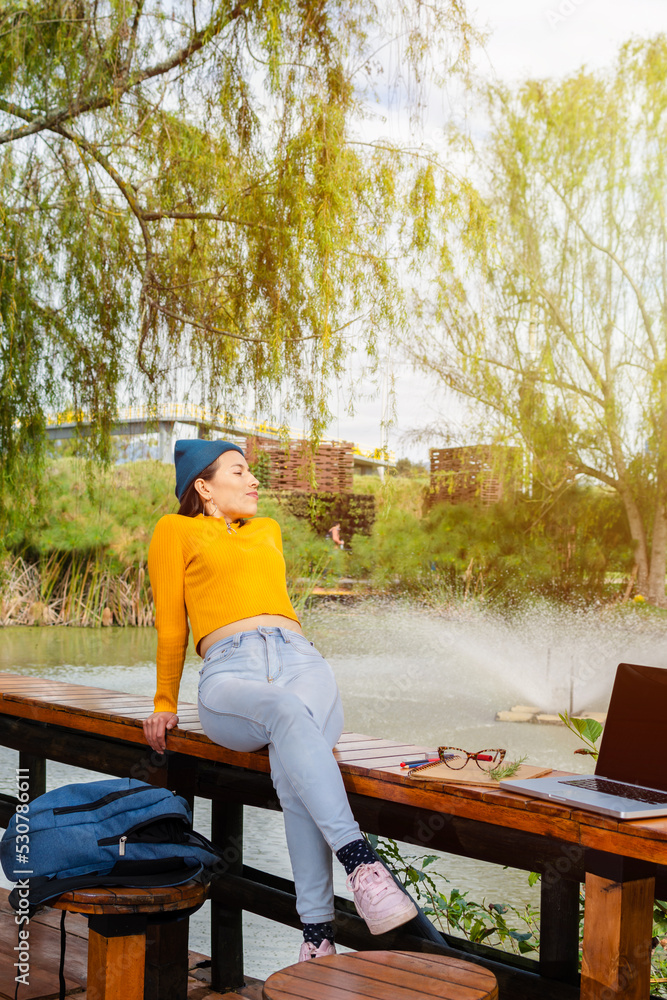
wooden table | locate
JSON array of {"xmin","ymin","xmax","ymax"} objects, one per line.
[
  {"xmin": 0, "ymin": 672, "xmax": 665, "ymax": 1000},
  {"xmin": 263, "ymin": 951, "xmax": 499, "ymax": 1000}
]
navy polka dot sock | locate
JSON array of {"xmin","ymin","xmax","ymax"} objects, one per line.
[
  {"xmin": 336, "ymin": 838, "xmax": 377, "ymax": 876},
  {"xmin": 303, "ymin": 921, "xmax": 334, "ymax": 947}
]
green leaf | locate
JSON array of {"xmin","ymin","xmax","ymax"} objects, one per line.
[
  {"xmin": 578, "ymin": 718, "xmax": 603, "ymax": 743},
  {"xmin": 566, "ymin": 716, "xmax": 589, "ymax": 737},
  {"xmin": 469, "ymin": 919, "xmax": 486, "ymax": 941}
]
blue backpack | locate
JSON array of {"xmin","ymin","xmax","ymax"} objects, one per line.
[{"xmin": 0, "ymin": 777, "xmax": 221, "ymax": 911}]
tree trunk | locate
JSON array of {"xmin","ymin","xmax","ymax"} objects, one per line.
[
  {"xmin": 647, "ymin": 499, "xmax": 667, "ymax": 607},
  {"xmin": 618, "ymin": 490, "xmax": 650, "ymax": 596}
]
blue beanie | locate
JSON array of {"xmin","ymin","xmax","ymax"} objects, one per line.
[{"xmin": 174, "ymin": 439, "xmax": 245, "ymax": 500}]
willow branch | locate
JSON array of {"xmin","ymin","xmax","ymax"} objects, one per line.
[
  {"xmin": 147, "ymin": 297, "xmax": 323, "ymax": 344},
  {"xmin": 574, "ymin": 463, "xmax": 619, "ymax": 490},
  {"xmin": 546, "ymin": 179, "xmax": 660, "ymax": 361},
  {"xmin": 141, "ymin": 208, "xmax": 275, "ymax": 230},
  {"xmin": 52, "ymin": 123, "xmax": 153, "ymax": 256},
  {"xmin": 123, "ymin": 0, "xmax": 146, "ymax": 78},
  {"xmin": 146, "ymin": 298, "xmax": 262, "ymax": 343},
  {"xmin": 476, "ymin": 350, "xmax": 605, "ymax": 407},
  {"xmin": 536, "ymin": 284, "xmax": 607, "ymax": 391},
  {"xmin": 0, "ymin": 0, "xmax": 253, "ymax": 146}
]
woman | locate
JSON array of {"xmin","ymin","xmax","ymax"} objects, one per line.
[
  {"xmin": 325, "ymin": 522, "xmax": 344, "ymax": 549},
  {"xmin": 142, "ymin": 438, "xmax": 416, "ymax": 961}
]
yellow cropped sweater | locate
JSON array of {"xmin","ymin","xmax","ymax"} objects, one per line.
[{"xmin": 148, "ymin": 514, "xmax": 299, "ymax": 713}]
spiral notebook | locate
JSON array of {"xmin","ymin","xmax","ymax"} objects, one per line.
[{"xmin": 407, "ymin": 759, "xmax": 551, "ymax": 787}]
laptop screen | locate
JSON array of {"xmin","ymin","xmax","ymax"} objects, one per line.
[{"xmin": 595, "ymin": 662, "xmax": 667, "ymax": 791}]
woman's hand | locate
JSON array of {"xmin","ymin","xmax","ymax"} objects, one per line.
[{"xmin": 143, "ymin": 711, "xmax": 179, "ymax": 753}]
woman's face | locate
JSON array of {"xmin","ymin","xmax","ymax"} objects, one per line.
[{"xmin": 195, "ymin": 451, "xmax": 259, "ymax": 521}]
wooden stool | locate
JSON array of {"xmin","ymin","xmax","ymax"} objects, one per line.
[
  {"xmin": 51, "ymin": 881, "xmax": 207, "ymax": 1000},
  {"xmin": 263, "ymin": 950, "xmax": 498, "ymax": 1000}
]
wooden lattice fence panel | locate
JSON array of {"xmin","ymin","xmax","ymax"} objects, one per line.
[
  {"xmin": 424, "ymin": 445, "xmax": 521, "ymax": 511},
  {"xmin": 245, "ymin": 437, "xmax": 354, "ymax": 493}
]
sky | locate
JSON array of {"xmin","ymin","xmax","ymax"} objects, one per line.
[{"xmin": 327, "ymin": 0, "xmax": 667, "ymax": 465}]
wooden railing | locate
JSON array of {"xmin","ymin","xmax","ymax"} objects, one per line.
[{"xmin": 2, "ymin": 673, "xmax": 666, "ymax": 999}]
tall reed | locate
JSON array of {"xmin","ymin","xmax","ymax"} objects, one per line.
[
  {"xmin": 0, "ymin": 548, "xmax": 330, "ymax": 627},
  {"xmin": 0, "ymin": 555, "xmax": 154, "ymax": 627}
]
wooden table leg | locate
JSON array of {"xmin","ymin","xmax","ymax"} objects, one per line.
[
  {"xmin": 87, "ymin": 922, "xmax": 147, "ymax": 1000},
  {"xmin": 540, "ymin": 874, "xmax": 580, "ymax": 984},
  {"xmin": 581, "ymin": 872, "xmax": 654, "ymax": 1000},
  {"xmin": 145, "ymin": 917, "xmax": 189, "ymax": 1000},
  {"xmin": 211, "ymin": 799, "xmax": 245, "ymax": 991},
  {"xmin": 145, "ymin": 752, "xmax": 197, "ymax": 999},
  {"xmin": 18, "ymin": 751, "xmax": 45, "ymax": 801}
]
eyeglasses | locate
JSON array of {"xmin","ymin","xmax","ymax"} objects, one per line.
[{"xmin": 438, "ymin": 747, "xmax": 506, "ymax": 772}]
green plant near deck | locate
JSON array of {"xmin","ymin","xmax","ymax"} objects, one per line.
[
  {"xmin": 367, "ymin": 836, "xmax": 539, "ymax": 956},
  {"xmin": 652, "ymin": 901, "xmax": 667, "ymax": 997},
  {"xmin": 558, "ymin": 713, "xmax": 603, "ymax": 760},
  {"xmin": 369, "ymin": 837, "xmax": 667, "ymax": 993}
]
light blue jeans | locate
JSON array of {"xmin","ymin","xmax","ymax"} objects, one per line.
[{"xmin": 197, "ymin": 626, "xmax": 363, "ymax": 923}]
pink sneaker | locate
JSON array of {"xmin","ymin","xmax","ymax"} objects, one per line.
[
  {"xmin": 298, "ymin": 939, "xmax": 337, "ymax": 961},
  {"xmin": 347, "ymin": 861, "xmax": 418, "ymax": 935}
]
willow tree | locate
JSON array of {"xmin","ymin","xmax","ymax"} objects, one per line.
[
  {"xmin": 410, "ymin": 37, "xmax": 667, "ymax": 603},
  {"xmin": 0, "ymin": 0, "xmax": 477, "ymax": 507}
]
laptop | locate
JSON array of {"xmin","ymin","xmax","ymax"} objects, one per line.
[{"xmin": 500, "ymin": 662, "xmax": 667, "ymax": 819}]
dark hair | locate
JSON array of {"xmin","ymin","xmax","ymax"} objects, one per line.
[
  {"xmin": 177, "ymin": 457, "xmax": 220, "ymax": 517},
  {"xmin": 177, "ymin": 457, "xmax": 248, "ymax": 528}
]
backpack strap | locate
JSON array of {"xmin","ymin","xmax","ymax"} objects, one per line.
[{"xmin": 15, "ymin": 907, "xmax": 68, "ymax": 1000}]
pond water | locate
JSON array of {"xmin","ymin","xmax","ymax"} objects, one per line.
[{"xmin": 1, "ymin": 598, "xmax": 665, "ymax": 980}]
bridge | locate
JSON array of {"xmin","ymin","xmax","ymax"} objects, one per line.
[{"xmin": 45, "ymin": 404, "xmax": 393, "ymax": 476}]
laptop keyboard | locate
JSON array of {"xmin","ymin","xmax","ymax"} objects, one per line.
[{"xmin": 561, "ymin": 777, "xmax": 667, "ymax": 805}]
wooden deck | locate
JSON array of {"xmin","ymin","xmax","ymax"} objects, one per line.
[{"xmin": 0, "ymin": 888, "xmax": 263, "ymax": 1000}]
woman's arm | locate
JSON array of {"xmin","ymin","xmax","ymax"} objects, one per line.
[{"xmin": 143, "ymin": 516, "xmax": 188, "ymax": 751}]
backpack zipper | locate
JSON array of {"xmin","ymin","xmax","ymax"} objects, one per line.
[
  {"xmin": 119, "ymin": 836, "xmax": 127, "ymax": 857},
  {"xmin": 54, "ymin": 784, "xmax": 167, "ymax": 815},
  {"xmin": 97, "ymin": 813, "xmax": 189, "ymax": 848}
]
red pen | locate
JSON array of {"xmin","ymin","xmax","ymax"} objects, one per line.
[{"xmin": 400, "ymin": 758, "xmax": 439, "ymax": 768}]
